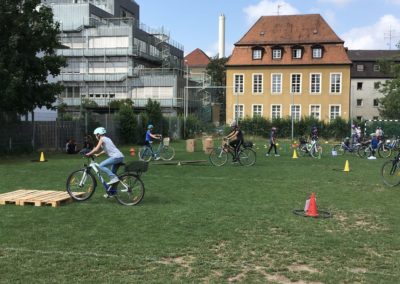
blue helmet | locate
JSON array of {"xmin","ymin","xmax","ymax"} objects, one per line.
[{"xmin": 147, "ymin": 124, "xmax": 154, "ymax": 129}]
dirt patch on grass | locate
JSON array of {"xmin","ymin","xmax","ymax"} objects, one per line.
[
  {"xmin": 288, "ymin": 264, "xmax": 319, "ymax": 273},
  {"xmin": 326, "ymin": 211, "xmax": 387, "ymax": 232},
  {"xmin": 348, "ymin": 267, "xmax": 367, "ymax": 273},
  {"xmin": 157, "ymin": 255, "xmax": 194, "ymax": 278}
]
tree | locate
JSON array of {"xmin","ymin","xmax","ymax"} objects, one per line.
[
  {"xmin": 145, "ymin": 99, "xmax": 162, "ymax": 128},
  {"xmin": 117, "ymin": 103, "xmax": 137, "ymax": 144},
  {"xmin": 378, "ymin": 56, "xmax": 400, "ymax": 118},
  {"xmin": 0, "ymin": 0, "xmax": 66, "ymax": 115},
  {"xmin": 206, "ymin": 56, "xmax": 228, "ymax": 123}
]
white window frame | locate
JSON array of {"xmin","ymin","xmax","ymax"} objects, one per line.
[
  {"xmin": 330, "ymin": 73, "xmax": 342, "ymax": 94},
  {"xmin": 357, "ymin": 64, "xmax": 364, "ymax": 72},
  {"xmin": 292, "ymin": 48, "xmax": 302, "ymax": 59},
  {"xmin": 271, "ymin": 104, "xmax": 282, "ymax": 119},
  {"xmin": 290, "ymin": 104, "xmax": 301, "ymax": 122},
  {"xmin": 310, "ymin": 73, "xmax": 321, "ymax": 94},
  {"xmin": 253, "ymin": 49, "xmax": 262, "ymax": 60},
  {"xmin": 233, "ymin": 74, "xmax": 244, "ymax": 94},
  {"xmin": 271, "ymin": 73, "xmax": 282, "ymax": 94},
  {"xmin": 291, "ymin": 73, "xmax": 302, "ymax": 94},
  {"xmin": 309, "ymin": 104, "xmax": 321, "ymax": 120},
  {"xmin": 312, "ymin": 48, "xmax": 322, "ymax": 58},
  {"xmin": 233, "ymin": 104, "xmax": 245, "ymax": 120},
  {"xmin": 252, "ymin": 73, "xmax": 263, "ymax": 94},
  {"xmin": 329, "ymin": 104, "xmax": 341, "ymax": 121},
  {"xmin": 272, "ymin": 49, "xmax": 282, "ymax": 59},
  {"xmin": 252, "ymin": 104, "xmax": 263, "ymax": 118}
]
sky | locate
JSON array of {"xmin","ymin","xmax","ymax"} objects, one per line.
[{"xmin": 137, "ymin": 0, "xmax": 400, "ymax": 57}]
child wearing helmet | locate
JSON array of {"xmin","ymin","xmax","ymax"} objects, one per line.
[
  {"xmin": 225, "ymin": 120, "xmax": 244, "ymax": 162},
  {"xmin": 86, "ymin": 127, "xmax": 124, "ymax": 192},
  {"xmin": 145, "ymin": 124, "xmax": 161, "ymax": 160},
  {"xmin": 266, "ymin": 126, "xmax": 279, "ymax": 157},
  {"xmin": 311, "ymin": 126, "xmax": 318, "ymax": 142}
]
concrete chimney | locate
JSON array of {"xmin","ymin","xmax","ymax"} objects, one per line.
[{"xmin": 218, "ymin": 14, "xmax": 225, "ymax": 59}]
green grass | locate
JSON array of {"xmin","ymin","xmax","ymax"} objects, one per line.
[{"xmin": 0, "ymin": 140, "xmax": 399, "ymax": 283}]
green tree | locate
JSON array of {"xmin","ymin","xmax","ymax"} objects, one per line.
[
  {"xmin": 117, "ymin": 103, "xmax": 136, "ymax": 144},
  {"xmin": 378, "ymin": 55, "xmax": 400, "ymax": 118},
  {"xmin": 145, "ymin": 99, "xmax": 162, "ymax": 129},
  {"xmin": 0, "ymin": 0, "xmax": 66, "ymax": 115}
]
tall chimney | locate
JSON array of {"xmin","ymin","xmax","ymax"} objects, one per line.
[{"xmin": 218, "ymin": 14, "xmax": 225, "ymax": 59}]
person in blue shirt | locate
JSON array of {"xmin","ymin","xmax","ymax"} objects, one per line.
[
  {"xmin": 266, "ymin": 127, "xmax": 279, "ymax": 157},
  {"xmin": 368, "ymin": 134, "xmax": 379, "ymax": 160},
  {"xmin": 145, "ymin": 124, "xmax": 161, "ymax": 160}
]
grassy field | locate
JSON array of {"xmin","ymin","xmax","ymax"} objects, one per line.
[{"xmin": 0, "ymin": 138, "xmax": 399, "ymax": 283}]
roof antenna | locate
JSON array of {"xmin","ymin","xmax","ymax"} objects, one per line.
[{"xmin": 277, "ymin": 4, "xmax": 283, "ymax": 15}]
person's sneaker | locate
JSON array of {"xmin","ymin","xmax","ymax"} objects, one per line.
[
  {"xmin": 107, "ymin": 177, "xmax": 120, "ymax": 185},
  {"xmin": 368, "ymin": 156, "xmax": 377, "ymax": 160},
  {"xmin": 104, "ymin": 189, "xmax": 117, "ymax": 198},
  {"xmin": 275, "ymin": 154, "xmax": 280, "ymax": 157},
  {"xmin": 265, "ymin": 153, "xmax": 269, "ymax": 157}
]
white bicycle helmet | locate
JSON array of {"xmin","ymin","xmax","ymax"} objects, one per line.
[
  {"xmin": 93, "ymin": 127, "xmax": 106, "ymax": 135},
  {"xmin": 230, "ymin": 120, "xmax": 237, "ymax": 127}
]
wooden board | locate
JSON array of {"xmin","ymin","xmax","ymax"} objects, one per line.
[{"xmin": 0, "ymin": 190, "xmax": 85, "ymax": 207}]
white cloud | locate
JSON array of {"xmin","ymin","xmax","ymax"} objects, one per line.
[
  {"xmin": 243, "ymin": 0, "xmax": 299, "ymax": 26},
  {"xmin": 317, "ymin": 0, "xmax": 353, "ymax": 5},
  {"xmin": 342, "ymin": 15, "xmax": 400, "ymax": 49},
  {"xmin": 386, "ymin": 0, "xmax": 400, "ymax": 4}
]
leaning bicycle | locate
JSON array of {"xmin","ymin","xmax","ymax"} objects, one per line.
[
  {"xmin": 66, "ymin": 154, "xmax": 147, "ymax": 206},
  {"xmin": 298, "ymin": 137, "xmax": 322, "ymax": 158},
  {"xmin": 381, "ymin": 151, "xmax": 400, "ymax": 187},
  {"xmin": 209, "ymin": 140, "xmax": 256, "ymax": 166},
  {"xmin": 139, "ymin": 135, "xmax": 175, "ymax": 162}
]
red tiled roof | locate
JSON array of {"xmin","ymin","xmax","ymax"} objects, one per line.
[
  {"xmin": 227, "ymin": 14, "xmax": 351, "ymax": 66},
  {"xmin": 184, "ymin": 48, "xmax": 211, "ymax": 67}
]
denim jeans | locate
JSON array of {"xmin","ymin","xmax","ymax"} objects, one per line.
[{"xmin": 99, "ymin": 157, "xmax": 124, "ymax": 179}]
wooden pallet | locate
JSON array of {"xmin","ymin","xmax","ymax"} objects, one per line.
[{"xmin": 0, "ymin": 190, "xmax": 84, "ymax": 207}]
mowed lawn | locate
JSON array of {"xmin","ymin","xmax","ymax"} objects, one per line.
[{"xmin": 0, "ymin": 139, "xmax": 399, "ymax": 283}]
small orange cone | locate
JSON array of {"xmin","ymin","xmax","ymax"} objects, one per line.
[
  {"xmin": 292, "ymin": 149, "xmax": 298, "ymax": 159},
  {"xmin": 306, "ymin": 192, "xmax": 319, "ymax": 217},
  {"xmin": 129, "ymin": 148, "xmax": 136, "ymax": 156},
  {"xmin": 343, "ymin": 160, "xmax": 350, "ymax": 172}
]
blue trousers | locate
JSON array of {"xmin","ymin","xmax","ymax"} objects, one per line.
[{"xmin": 99, "ymin": 157, "xmax": 124, "ymax": 179}]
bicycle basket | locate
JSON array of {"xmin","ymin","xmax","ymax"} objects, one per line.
[
  {"xmin": 125, "ymin": 161, "xmax": 148, "ymax": 173},
  {"xmin": 243, "ymin": 141, "xmax": 253, "ymax": 148}
]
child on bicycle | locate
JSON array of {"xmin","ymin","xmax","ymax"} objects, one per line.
[
  {"xmin": 266, "ymin": 126, "xmax": 279, "ymax": 157},
  {"xmin": 225, "ymin": 121, "xmax": 243, "ymax": 162},
  {"xmin": 145, "ymin": 124, "xmax": 161, "ymax": 160},
  {"xmin": 85, "ymin": 127, "xmax": 124, "ymax": 186}
]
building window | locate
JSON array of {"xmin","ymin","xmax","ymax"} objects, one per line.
[
  {"xmin": 234, "ymin": 74, "xmax": 244, "ymax": 93},
  {"xmin": 373, "ymin": 99, "xmax": 379, "ymax": 107},
  {"xmin": 356, "ymin": 64, "xmax": 364, "ymax": 72},
  {"xmin": 330, "ymin": 73, "xmax": 342, "ymax": 93},
  {"xmin": 271, "ymin": 105, "xmax": 282, "ymax": 119},
  {"xmin": 291, "ymin": 74, "xmax": 301, "ymax": 93},
  {"xmin": 291, "ymin": 105, "xmax": 301, "ymax": 121},
  {"xmin": 356, "ymin": 99, "xmax": 363, "ymax": 106},
  {"xmin": 310, "ymin": 73, "xmax": 321, "ymax": 93},
  {"xmin": 374, "ymin": 82, "xmax": 381, "ymax": 89},
  {"xmin": 252, "ymin": 74, "xmax": 263, "ymax": 94},
  {"xmin": 330, "ymin": 105, "xmax": 341, "ymax": 120},
  {"xmin": 312, "ymin": 48, "xmax": 322, "ymax": 58},
  {"xmin": 356, "ymin": 116, "xmax": 362, "ymax": 121},
  {"xmin": 271, "ymin": 73, "xmax": 282, "ymax": 93},
  {"xmin": 252, "ymin": 105, "xmax": 263, "ymax": 117},
  {"xmin": 234, "ymin": 104, "xmax": 244, "ymax": 120},
  {"xmin": 292, "ymin": 48, "xmax": 302, "ymax": 59},
  {"xmin": 272, "ymin": 49, "xmax": 282, "ymax": 59},
  {"xmin": 357, "ymin": 82, "xmax": 363, "ymax": 90},
  {"xmin": 373, "ymin": 64, "xmax": 380, "ymax": 72},
  {"xmin": 252, "ymin": 49, "xmax": 262, "ymax": 60},
  {"xmin": 309, "ymin": 105, "xmax": 321, "ymax": 120}
]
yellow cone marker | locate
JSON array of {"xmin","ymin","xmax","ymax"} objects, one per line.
[
  {"xmin": 343, "ymin": 160, "xmax": 350, "ymax": 172},
  {"xmin": 40, "ymin": 152, "xmax": 46, "ymax": 162},
  {"xmin": 292, "ymin": 149, "xmax": 298, "ymax": 159}
]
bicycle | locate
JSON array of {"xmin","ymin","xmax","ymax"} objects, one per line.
[
  {"xmin": 66, "ymin": 154, "xmax": 147, "ymax": 206},
  {"xmin": 358, "ymin": 139, "xmax": 392, "ymax": 159},
  {"xmin": 381, "ymin": 151, "xmax": 400, "ymax": 187},
  {"xmin": 138, "ymin": 135, "xmax": 175, "ymax": 162},
  {"xmin": 209, "ymin": 139, "xmax": 256, "ymax": 166},
  {"xmin": 332, "ymin": 138, "xmax": 361, "ymax": 156},
  {"xmin": 297, "ymin": 137, "xmax": 322, "ymax": 158}
]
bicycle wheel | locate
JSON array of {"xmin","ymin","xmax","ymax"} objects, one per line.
[
  {"xmin": 160, "ymin": 146, "xmax": 175, "ymax": 161},
  {"xmin": 114, "ymin": 173, "xmax": 145, "ymax": 206},
  {"xmin": 381, "ymin": 160, "xmax": 400, "ymax": 187},
  {"xmin": 333, "ymin": 144, "xmax": 344, "ymax": 156},
  {"xmin": 357, "ymin": 145, "xmax": 369, "ymax": 158},
  {"xmin": 209, "ymin": 148, "xmax": 228, "ymax": 166},
  {"xmin": 238, "ymin": 148, "xmax": 256, "ymax": 166},
  {"xmin": 139, "ymin": 147, "xmax": 152, "ymax": 162},
  {"xmin": 378, "ymin": 145, "xmax": 392, "ymax": 158},
  {"xmin": 311, "ymin": 144, "xmax": 322, "ymax": 158},
  {"xmin": 66, "ymin": 169, "xmax": 96, "ymax": 201},
  {"xmin": 298, "ymin": 145, "xmax": 308, "ymax": 157}
]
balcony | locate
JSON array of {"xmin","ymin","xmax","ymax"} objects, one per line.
[{"xmin": 58, "ymin": 73, "xmax": 129, "ymax": 82}]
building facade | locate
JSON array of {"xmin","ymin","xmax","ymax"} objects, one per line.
[
  {"xmin": 348, "ymin": 50, "xmax": 400, "ymax": 121},
  {"xmin": 226, "ymin": 14, "xmax": 351, "ymax": 123},
  {"xmin": 44, "ymin": 0, "xmax": 185, "ymax": 115}
]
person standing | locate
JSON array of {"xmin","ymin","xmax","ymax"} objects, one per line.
[{"xmin": 266, "ymin": 127, "xmax": 279, "ymax": 157}]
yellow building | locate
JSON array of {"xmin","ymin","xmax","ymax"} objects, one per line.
[{"xmin": 226, "ymin": 14, "xmax": 351, "ymax": 123}]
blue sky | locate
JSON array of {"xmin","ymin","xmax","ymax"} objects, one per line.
[{"xmin": 138, "ymin": 0, "xmax": 400, "ymax": 57}]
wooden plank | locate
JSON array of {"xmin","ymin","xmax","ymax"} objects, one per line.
[
  {"xmin": 0, "ymin": 190, "xmax": 78, "ymax": 207},
  {"xmin": 0, "ymin": 190, "xmax": 38, "ymax": 205}
]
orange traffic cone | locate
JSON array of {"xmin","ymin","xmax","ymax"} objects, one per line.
[
  {"xmin": 129, "ymin": 148, "xmax": 136, "ymax": 156},
  {"xmin": 306, "ymin": 192, "xmax": 319, "ymax": 217}
]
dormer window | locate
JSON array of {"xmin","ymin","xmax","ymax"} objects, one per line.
[
  {"xmin": 292, "ymin": 47, "xmax": 302, "ymax": 59},
  {"xmin": 271, "ymin": 46, "xmax": 283, "ymax": 60},
  {"xmin": 252, "ymin": 48, "xmax": 264, "ymax": 60},
  {"xmin": 312, "ymin": 45, "xmax": 323, "ymax": 58}
]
